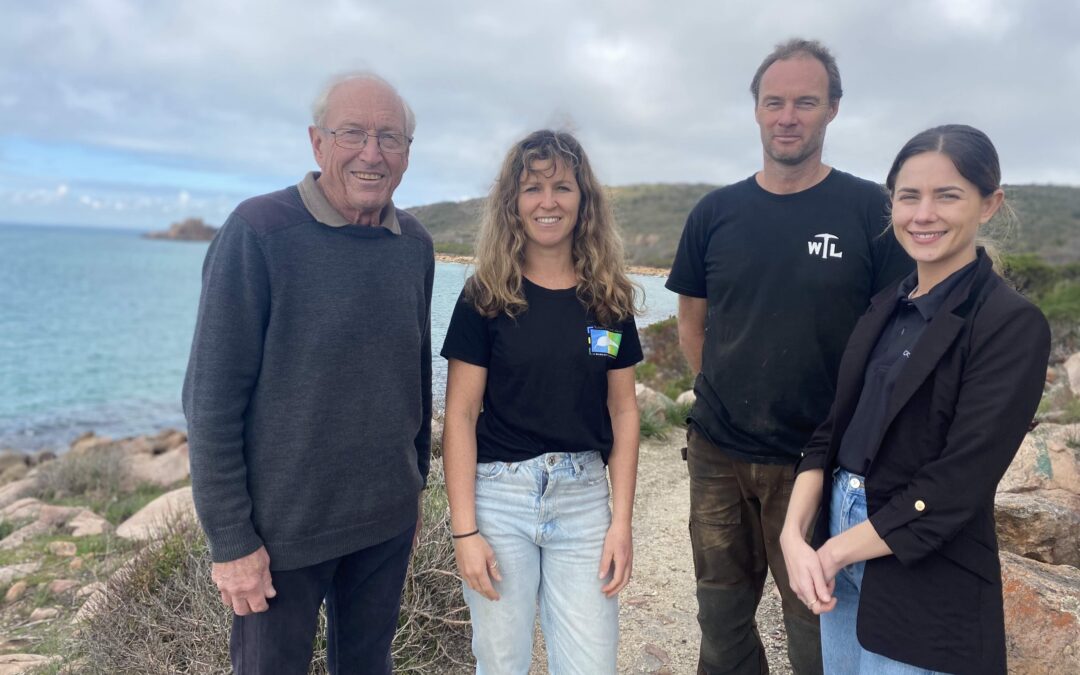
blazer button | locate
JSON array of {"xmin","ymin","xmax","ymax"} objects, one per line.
[{"xmin": 914, "ymin": 500, "xmax": 926, "ymax": 512}]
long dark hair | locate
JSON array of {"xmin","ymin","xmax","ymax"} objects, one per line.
[{"xmin": 885, "ymin": 124, "xmax": 1013, "ymax": 267}]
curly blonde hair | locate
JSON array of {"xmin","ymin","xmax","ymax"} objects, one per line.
[{"xmin": 465, "ymin": 129, "xmax": 640, "ymax": 326}]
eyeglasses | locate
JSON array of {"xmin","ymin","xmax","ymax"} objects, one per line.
[{"xmin": 317, "ymin": 127, "xmax": 412, "ymax": 154}]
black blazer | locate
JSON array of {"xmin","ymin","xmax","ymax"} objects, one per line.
[{"xmin": 797, "ymin": 250, "xmax": 1050, "ymax": 674}]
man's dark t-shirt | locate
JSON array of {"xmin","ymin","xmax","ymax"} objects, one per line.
[
  {"xmin": 441, "ymin": 278, "xmax": 643, "ymax": 464},
  {"xmin": 666, "ymin": 170, "xmax": 913, "ymax": 464}
]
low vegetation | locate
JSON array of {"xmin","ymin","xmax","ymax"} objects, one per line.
[
  {"xmin": 636, "ymin": 316, "xmax": 694, "ymax": 439},
  {"xmin": 1004, "ymin": 254, "xmax": 1080, "ymax": 355},
  {"xmin": 55, "ymin": 462, "xmax": 470, "ymax": 674}
]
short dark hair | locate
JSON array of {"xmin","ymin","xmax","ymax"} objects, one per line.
[
  {"xmin": 749, "ymin": 38, "xmax": 842, "ymax": 103},
  {"xmin": 885, "ymin": 124, "xmax": 1001, "ymax": 197}
]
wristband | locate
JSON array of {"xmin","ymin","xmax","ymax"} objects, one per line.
[{"xmin": 451, "ymin": 528, "xmax": 480, "ymax": 540}]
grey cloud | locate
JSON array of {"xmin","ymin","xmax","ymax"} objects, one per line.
[{"xmin": 2, "ymin": 0, "xmax": 1077, "ymax": 229}]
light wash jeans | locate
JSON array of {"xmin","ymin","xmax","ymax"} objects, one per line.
[
  {"xmin": 821, "ymin": 469, "xmax": 950, "ymax": 675},
  {"xmin": 463, "ymin": 450, "xmax": 618, "ymax": 675}
]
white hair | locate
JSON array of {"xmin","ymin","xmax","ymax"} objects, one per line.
[{"xmin": 310, "ymin": 71, "xmax": 416, "ymax": 137}]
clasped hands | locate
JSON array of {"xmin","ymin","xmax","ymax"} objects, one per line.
[{"xmin": 779, "ymin": 529, "xmax": 842, "ymax": 616}]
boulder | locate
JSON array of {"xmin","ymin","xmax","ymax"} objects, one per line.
[
  {"xmin": 995, "ymin": 489, "xmax": 1080, "ymax": 567},
  {"xmin": 0, "ymin": 451, "xmax": 26, "ymax": 475},
  {"xmin": 27, "ymin": 449, "xmax": 56, "ymax": 467},
  {"xmin": 636, "ymin": 384, "xmax": 676, "ymax": 422},
  {"xmin": 47, "ymin": 579, "xmax": 78, "ymax": 596},
  {"xmin": 0, "ymin": 654, "xmax": 60, "ymax": 674},
  {"xmin": 116, "ymin": 487, "xmax": 195, "ymax": 541},
  {"xmin": 0, "ymin": 502, "xmax": 111, "ymax": 549},
  {"xmin": 38, "ymin": 504, "xmax": 85, "ymax": 527},
  {"xmin": 76, "ymin": 581, "xmax": 105, "ymax": 600},
  {"xmin": 1065, "ymin": 351, "xmax": 1080, "ymax": 395},
  {"xmin": 999, "ymin": 424, "xmax": 1080, "ymax": 494},
  {"xmin": 675, "ymin": 390, "xmax": 696, "ymax": 406},
  {"xmin": 0, "ymin": 521, "xmax": 50, "ymax": 550},
  {"xmin": 65, "ymin": 509, "xmax": 111, "ymax": 537},
  {"xmin": 27, "ymin": 607, "xmax": 58, "ymax": 622},
  {"xmin": 0, "ymin": 463, "xmax": 28, "ymax": 485},
  {"xmin": 126, "ymin": 443, "xmax": 189, "ymax": 487},
  {"xmin": 1001, "ymin": 551, "xmax": 1080, "ymax": 674},
  {"xmin": 0, "ymin": 479, "xmax": 36, "ymax": 510},
  {"xmin": 0, "ymin": 498, "xmax": 44, "ymax": 523},
  {"xmin": 4, "ymin": 581, "xmax": 27, "ymax": 603},
  {"xmin": 73, "ymin": 586, "xmax": 108, "ymax": 624},
  {"xmin": 68, "ymin": 431, "xmax": 113, "ymax": 456},
  {"xmin": 0, "ymin": 563, "xmax": 39, "ymax": 586},
  {"xmin": 47, "ymin": 541, "xmax": 77, "ymax": 557}
]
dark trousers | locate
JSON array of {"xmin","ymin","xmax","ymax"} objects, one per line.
[
  {"xmin": 687, "ymin": 428, "xmax": 822, "ymax": 675},
  {"xmin": 230, "ymin": 525, "xmax": 415, "ymax": 675}
]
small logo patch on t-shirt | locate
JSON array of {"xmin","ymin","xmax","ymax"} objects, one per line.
[{"xmin": 588, "ymin": 327, "xmax": 622, "ymax": 358}]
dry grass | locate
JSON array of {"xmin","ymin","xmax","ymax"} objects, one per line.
[
  {"xmin": 32, "ymin": 448, "xmax": 128, "ymax": 501},
  {"xmin": 63, "ymin": 460, "xmax": 471, "ymax": 674}
]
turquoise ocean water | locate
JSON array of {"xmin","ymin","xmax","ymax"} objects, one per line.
[{"xmin": 0, "ymin": 223, "xmax": 678, "ymax": 451}]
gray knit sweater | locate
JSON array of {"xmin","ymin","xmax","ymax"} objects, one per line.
[{"xmin": 182, "ymin": 184, "xmax": 433, "ymax": 570}]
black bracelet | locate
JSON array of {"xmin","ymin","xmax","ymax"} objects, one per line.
[{"xmin": 451, "ymin": 528, "xmax": 480, "ymax": 539}]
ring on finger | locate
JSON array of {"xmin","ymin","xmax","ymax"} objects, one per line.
[{"xmin": 488, "ymin": 561, "xmax": 499, "ymax": 569}]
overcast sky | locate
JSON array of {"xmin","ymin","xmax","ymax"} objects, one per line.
[{"xmin": 3, "ymin": 0, "xmax": 1078, "ymax": 229}]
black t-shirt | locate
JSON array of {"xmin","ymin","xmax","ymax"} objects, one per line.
[
  {"xmin": 441, "ymin": 278, "xmax": 643, "ymax": 464},
  {"xmin": 665, "ymin": 170, "xmax": 913, "ymax": 464}
]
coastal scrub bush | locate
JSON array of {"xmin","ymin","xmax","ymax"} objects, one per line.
[
  {"xmin": 65, "ymin": 460, "xmax": 470, "ymax": 674},
  {"xmin": 639, "ymin": 414, "xmax": 669, "ymax": 440},
  {"xmin": 666, "ymin": 401, "xmax": 693, "ymax": 429},
  {"xmin": 1003, "ymin": 253, "xmax": 1080, "ymax": 355},
  {"xmin": 33, "ymin": 448, "xmax": 127, "ymax": 501},
  {"xmin": 636, "ymin": 317, "xmax": 693, "ymax": 400}
]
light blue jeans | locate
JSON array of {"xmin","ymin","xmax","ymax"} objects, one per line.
[
  {"xmin": 821, "ymin": 469, "xmax": 949, "ymax": 674},
  {"xmin": 464, "ymin": 451, "xmax": 618, "ymax": 675}
]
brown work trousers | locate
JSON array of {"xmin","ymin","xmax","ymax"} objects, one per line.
[{"xmin": 687, "ymin": 427, "xmax": 823, "ymax": 675}]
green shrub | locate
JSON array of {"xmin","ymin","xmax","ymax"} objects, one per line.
[
  {"xmin": 1003, "ymin": 253, "xmax": 1060, "ymax": 298},
  {"xmin": 640, "ymin": 415, "xmax": 669, "ymax": 440},
  {"xmin": 1040, "ymin": 280, "xmax": 1080, "ymax": 323},
  {"xmin": 636, "ymin": 316, "xmax": 692, "ymax": 398},
  {"xmin": 665, "ymin": 401, "xmax": 693, "ymax": 428}
]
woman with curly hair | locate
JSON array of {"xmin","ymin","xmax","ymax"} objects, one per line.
[{"xmin": 441, "ymin": 129, "xmax": 642, "ymax": 674}]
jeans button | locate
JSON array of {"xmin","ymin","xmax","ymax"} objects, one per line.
[
  {"xmin": 849, "ymin": 476, "xmax": 860, "ymax": 489},
  {"xmin": 548, "ymin": 455, "xmax": 557, "ymax": 466}
]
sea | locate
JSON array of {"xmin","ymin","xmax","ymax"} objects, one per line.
[{"xmin": 0, "ymin": 222, "xmax": 679, "ymax": 452}]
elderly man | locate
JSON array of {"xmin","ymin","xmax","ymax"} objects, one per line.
[
  {"xmin": 666, "ymin": 40, "xmax": 912, "ymax": 674},
  {"xmin": 183, "ymin": 72, "xmax": 433, "ymax": 674}
]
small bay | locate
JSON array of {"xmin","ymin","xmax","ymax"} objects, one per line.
[{"xmin": 0, "ymin": 223, "xmax": 678, "ymax": 451}]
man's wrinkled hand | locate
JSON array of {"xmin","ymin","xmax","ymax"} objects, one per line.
[{"xmin": 211, "ymin": 545, "xmax": 276, "ymax": 616}]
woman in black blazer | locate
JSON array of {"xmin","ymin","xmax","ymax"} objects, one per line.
[{"xmin": 780, "ymin": 125, "xmax": 1050, "ymax": 675}]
